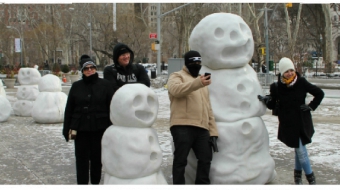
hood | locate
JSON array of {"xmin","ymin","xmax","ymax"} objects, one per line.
[{"xmin": 113, "ymin": 43, "xmax": 134, "ymax": 68}]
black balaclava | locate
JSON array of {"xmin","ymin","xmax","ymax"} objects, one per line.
[{"xmin": 184, "ymin": 50, "xmax": 202, "ymax": 77}]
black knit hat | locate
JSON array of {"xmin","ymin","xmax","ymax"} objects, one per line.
[
  {"xmin": 184, "ymin": 50, "xmax": 202, "ymax": 66},
  {"xmin": 79, "ymin": 54, "xmax": 96, "ymax": 71}
]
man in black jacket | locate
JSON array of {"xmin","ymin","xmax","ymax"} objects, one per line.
[{"xmin": 104, "ymin": 43, "xmax": 150, "ymax": 91}]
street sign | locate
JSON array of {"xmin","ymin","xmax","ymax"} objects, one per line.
[{"xmin": 149, "ymin": 33, "xmax": 157, "ymax": 39}]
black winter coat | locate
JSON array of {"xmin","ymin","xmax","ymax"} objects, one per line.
[
  {"xmin": 266, "ymin": 72, "xmax": 324, "ymax": 148},
  {"xmin": 63, "ymin": 73, "xmax": 114, "ymax": 142},
  {"xmin": 103, "ymin": 43, "xmax": 150, "ymax": 91}
]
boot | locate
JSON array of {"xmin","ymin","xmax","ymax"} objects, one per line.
[
  {"xmin": 294, "ymin": 170, "xmax": 302, "ymax": 184},
  {"xmin": 306, "ymin": 172, "xmax": 316, "ymax": 185}
]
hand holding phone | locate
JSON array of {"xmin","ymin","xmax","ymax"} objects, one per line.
[{"xmin": 204, "ymin": 72, "xmax": 211, "ymax": 80}]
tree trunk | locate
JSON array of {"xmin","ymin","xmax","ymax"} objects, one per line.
[{"xmin": 322, "ymin": 4, "xmax": 333, "ymax": 73}]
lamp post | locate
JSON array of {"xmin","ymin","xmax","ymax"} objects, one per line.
[
  {"xmin": 6, "ymin": 26, "xmax": 23, "ymax": 67},
  {"xmin": 157, "ymin": 3, "xmax": 191, "ymax": 75},
  {"xmin": 88, "ymin": 13, "xmax": 92, "ymax": 57}
]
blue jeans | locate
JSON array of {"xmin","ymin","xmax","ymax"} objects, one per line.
[
  {"xmin": 294, "ymin": 139, "xmax": 313, "ymax": 175},
  {"xmin": 170, "ymin": 125, "xmax": 212, "ymax": 184}
]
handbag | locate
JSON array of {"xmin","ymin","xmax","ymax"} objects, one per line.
[{"xmin": 272, "ymin": 82, "xmax": 279, "ymax": 116}]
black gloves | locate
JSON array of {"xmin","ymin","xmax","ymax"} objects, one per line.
[
  {"xmin": 258, "ymin": 95, "xmax": 271, "ymax": 104},
  {"xmin": 209, "ymin": 136, "xmax": 219, "ymax": 153},
  {"xmin": 300, "ymin": 104, "xmax": 313, "ymax": 111}
]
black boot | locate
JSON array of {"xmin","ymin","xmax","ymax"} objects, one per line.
[
  {"xmin": 306, "ymin": 172, "xmax": 316, "ymax": 185},
  {"xmin": 294, "ymin": 170, "xmax": 302, "ymax": 184}
]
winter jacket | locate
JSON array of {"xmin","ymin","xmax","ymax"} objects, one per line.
[
  {"xmin": 266, "ymin": 72, "xmax": 324, "ymax": 148},
  {"xmin": 103, "ymin": 43, "xmax": 150, "ymax": 91},
  {"xmin": 63, "ymin": 73, "xmax": 114, "ymax": 142},
  {"xmin": 167, "ymin": 67, "xmax": 218, "ymax": 137}
]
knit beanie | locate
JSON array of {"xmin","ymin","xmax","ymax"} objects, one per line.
[
  {"xmin": 184, "ymin": 50, "xmax": 202, "ymax": 66},
  {"xmin": 279, "ymin": 57, "xmax": 295, "ymax": 74},
  {"xmin": 116, "ymin": 47, "xmax": 130, "ymax": 58},
  {"xmin": 79, "ymin": 54, "xmax": 96, "ymax": 71}
]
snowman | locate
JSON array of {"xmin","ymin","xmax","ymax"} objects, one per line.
[
  {"xmin": 0, "ymin": 80, "xmax": 6, "ymax": 98},
  {"xmin": 12, "ymin": 67, "xmax": 41, "ymax": 117},
  {"xmin": 0, "ymin": 81, "xmax": 11, "ymax": 122},
  {"xmin": 31, "ymin": 74, "xmax": 67, "ymax": 123},
  {"xmin": 184, "ymin": 13, "xmax": 276, "ymax": 184},
  {"xmin": 101, "ymin": 84, "xmax": 167, "ymax": 184}
]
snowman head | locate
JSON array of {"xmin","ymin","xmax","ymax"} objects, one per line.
[
  {"xmin": 110, "ymin": 84, "xmax": 158, "ymax": 128},
  {"xmin": 38, "ymin": 74, "xmax": 62, "ymax": 92},
  {"xmin": 189, "ymin": 13, "xmax": 254, "ymax": 69},
  {"xmin": 18, "ymin": 68, "xmax": 41, "ymax": 85}
]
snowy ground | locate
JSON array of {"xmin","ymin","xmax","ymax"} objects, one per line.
[{"xmin": 0, "ymin": 83, "xmax": 339, "ymax": 185}]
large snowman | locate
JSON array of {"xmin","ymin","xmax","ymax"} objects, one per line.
[
  {"xmin": 101, "ymin": 84, "xmax": 167, "ymax": 184},
  {"xmin": 185, "ymin": 13, "xmax": 276, "ymax": 184}
]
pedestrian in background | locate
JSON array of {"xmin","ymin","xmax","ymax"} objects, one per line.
[
  {"xmin": 167, "ymin": 50, "xmax": 219, "ymax": 184},
  {"xmin": 63, "ymin": 54, "xmax": 114, "ymax": 184},
  {"xmin": 103, "ymin": 43, "xmax": 150, "ymax": 91},
  {"xmin": 258, "ymin": 57, "xmax": 324, "ymax": 185}
]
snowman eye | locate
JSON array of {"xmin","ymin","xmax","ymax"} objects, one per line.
[
  {"xmin": 214, "ymin": 27, "xmax": 224, "ymax": 38},
  {"xmin": 147, "ymin": 95, "xmax": 156, "ymax": 109},
  {"xmin": 132, "ymin": 95, "xmax": 142, "ymax": 107}
]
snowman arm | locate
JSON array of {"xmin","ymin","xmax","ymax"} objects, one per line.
[{"xmin": 167, "ymin": 73, "xmax": 203, "ymax": 98}]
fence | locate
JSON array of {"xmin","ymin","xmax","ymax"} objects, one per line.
[{"xmin": 257, "ymin": 73, "xmax": 276, "ymax": 87}]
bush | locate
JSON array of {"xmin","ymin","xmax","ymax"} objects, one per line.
[
  {"xmin": 60, "ymin": 64, "xmax": 70, "ymax": 73},
  {"xmin": 52, "ymin": 63, "xmax": 61, "ymax": 76}
]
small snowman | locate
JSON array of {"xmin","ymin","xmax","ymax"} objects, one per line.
[
  {"xmin": 31, "ymin": 74, "xmax": 67, "ymax": 123},
  {"xmin": 0, "ymin": 82, "xmax": 11, "ymax": 122},
  {"xmin": 184, "ymin": 13, "xmax": 276, "ymax": 184},
  {"xmin": 101, "ymin": 84, "xmax": 167, "ymax": 184},
  {"xmin": 12, "ymin": 67, "xmax": 41, "ymax": 117}
]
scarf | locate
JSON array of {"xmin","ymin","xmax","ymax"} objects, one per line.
[{"xmin": 82, "ymin": 72, "xmax": 99, "ymax": 84}]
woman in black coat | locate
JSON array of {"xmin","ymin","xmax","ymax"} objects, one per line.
[
  {"xmin": 63, "ymin": 55, "xmax": 114, "ymax": 184},
  {"xmin": 258, "ymin": 57, "xmax": 324, "ymax": 185}
]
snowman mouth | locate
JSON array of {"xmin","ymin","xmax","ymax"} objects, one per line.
[{"xmin": 135, "ymin": 111, "xmax": 154, "ymax": 122}]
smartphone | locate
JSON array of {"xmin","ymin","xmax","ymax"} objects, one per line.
[{"xmin": 204, "ymin": 72, "xmax": 211, "ymax": 80}]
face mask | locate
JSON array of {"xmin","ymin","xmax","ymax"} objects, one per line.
[{"xmin": 186, "ymin": 64, "xmax": 202, "ymax": 77}]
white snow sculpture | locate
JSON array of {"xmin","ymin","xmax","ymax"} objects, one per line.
[
  {"xmin": 17, "ymin": 68, "xmax": 41, "ymax": 85},
  {"xmin": 13, "ymin": 100, "xmax": 34, "ymax": 117},
  {"xmin": 102, "ymin": 84, "xmax": 167, "ymax": 184},
  {"xmin": 16, "ymin": 85, "xmax": 39, "ymax": 100},
  {"xmin": 0, "ymin": 80, "xmax": 6, "ymax": 98},
  {"xmin": 13, "ymin": 67, "xmax": 41, "ymax": 116},
  {"xmin": 109, "ymin": 84, "xmax": 159, "ymax": 128},
  {"xmin": 32, "ymin": 74, "xmax": 67, "ymax": 123},
  {"xmin": 184, "ymin": 13, "xmax": 276, "ymax": 184},
  {"xmin": 0, "ymin": 95, "xmax": 12, "ymax": 122}
]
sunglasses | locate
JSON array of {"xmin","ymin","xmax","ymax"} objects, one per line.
[{"xmin": 83, "ymin": 66, "xmax": 96, "ymax": 71}]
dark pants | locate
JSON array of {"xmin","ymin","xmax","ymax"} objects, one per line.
[
  {"xmin": 74, "ymin": 129, "xmax": 105, "ymax": 184},
  {"xmin": 170, "ymin": 125, "xmax": 212, "ymax": 184}
]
